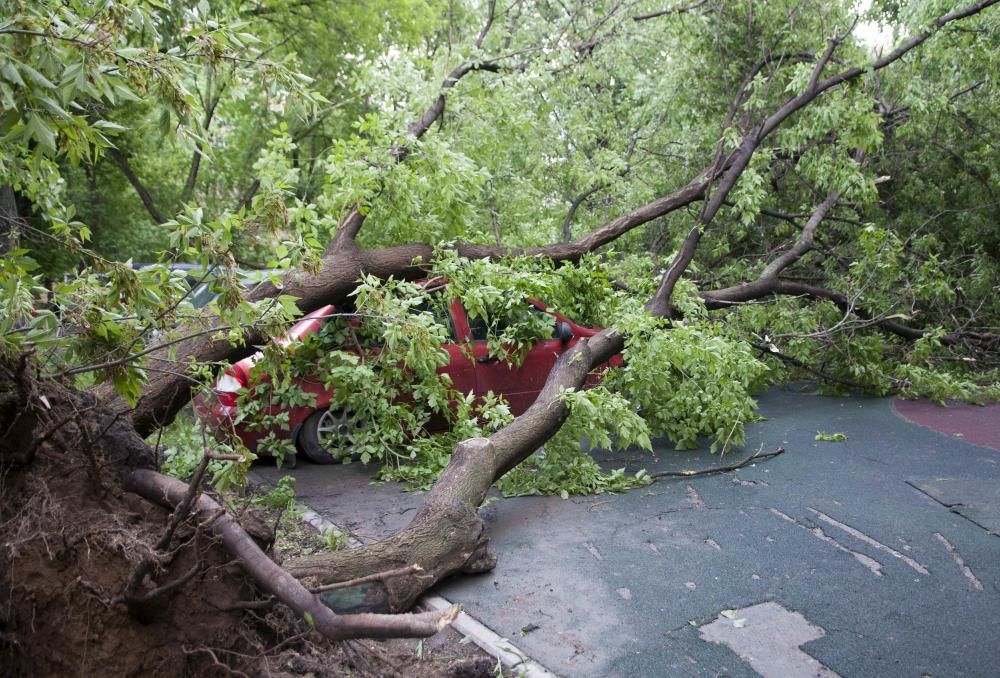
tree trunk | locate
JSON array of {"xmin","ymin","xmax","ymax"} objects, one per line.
[{"xmin": 284, "ymin": 330, "xmax": 624, "ymax": 611}]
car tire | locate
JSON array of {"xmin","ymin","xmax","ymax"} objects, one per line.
[{"xmin": 297, "ymin": 408, "xmax": 364, "ymax": 464}]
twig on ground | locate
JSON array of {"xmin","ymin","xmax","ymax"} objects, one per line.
[{"xmin": 648, "ymin": 446, "xmax": 785, "ymax": 480}]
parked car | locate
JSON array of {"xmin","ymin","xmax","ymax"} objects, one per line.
[{"xmin": 194, "ymin": 288, "xmax": 622, "ymax": 465}]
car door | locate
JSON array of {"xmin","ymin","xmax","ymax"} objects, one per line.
[
  {"xmin": 432, "ymin": 296, "xmax": 476, "ymax": 398},
  {"xmin": 405, "ymin": 295, "xmax": 476, "ymax": 431},
  {"xmin": 461, "ymin": 301, "xmax": 573, "ymax": 415}
]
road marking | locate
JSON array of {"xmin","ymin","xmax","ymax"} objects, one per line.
[
  {"xmin": 700, "ymin": 601, "xmax": 840, "ymax": 678},
  {"xmin": 584, "ymin": 542, "xmax": 604, "ymax": 561},
  {"xmin": 807, "ymin": 508, "xmax": 929, "ymax": 575},
  {"xmin": 686, "ymin": 485, "xmax": 705, "ymax": 508},
  {"xmin": 934, "ymin": 532, "xmax": 984, "ymax": 591},
  {"xmin": 770, "ymin": 508, "xmax": 883, "ymax": 576}
]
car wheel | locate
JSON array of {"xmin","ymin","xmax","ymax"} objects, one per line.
[{"xmin": 297, "ymin": 408, "xmax": 364, "ymax": 464}]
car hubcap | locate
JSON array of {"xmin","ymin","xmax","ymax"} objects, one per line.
[{"xmin": 315, "ymin": 408, "xmax": 363, "ymax": 457}]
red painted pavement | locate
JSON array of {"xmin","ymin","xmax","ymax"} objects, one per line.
[{"xmin": 893, "ymin": 399, "xmax": 1000, "ymax": 451}]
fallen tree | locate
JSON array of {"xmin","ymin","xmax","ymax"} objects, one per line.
[
  {"xmin": 88, "ymin": 0, "xmax": 1000, "ymax": 603},
  {"xmin": 3, "ymin": 0, "xmax": 999, "ymax": 673},
  {"xmin": 191, "ymin": 0, "xmax": 1000, "ymax": 611}
]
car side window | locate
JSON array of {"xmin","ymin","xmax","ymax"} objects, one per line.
[
  {"xmin": 414, "ymin": 295, "xmax": 458, "ymax": 341},
  {"xmin": 469, "ymin": 315, "xmax": 489, "ymax": 342}
]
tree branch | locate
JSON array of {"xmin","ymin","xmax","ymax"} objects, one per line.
[
  {"xmin": 562, "ymin": 184, "xmax": 604, "ymax": 242},
  {"xmin": 326, "ymin": 11, "xmax": 505, "ymax": 253},
  {"xmin": 645, "ymin": 0, "xmax": 999, "ymax": 316},
  {"xmin": 633, "ymin": 0, "xmax": 709, "ymax": 22},
  {"xmin": 107, "ymin": 148, "xmax": 167, "ymax": 224},
  {"xmin": 475, "ymin": 0, "xmax": 497, "ymax": 50},
  {"xmin": 648, "ymin": 447, "xmax": 785, "ymax": 479},
  {"xmin": 759, "ymin": 190, "xmax": 840, "ymax": 279},
  {"xmin": 180, "ymin": 79, "xmax": 225, "ymax": 206}
]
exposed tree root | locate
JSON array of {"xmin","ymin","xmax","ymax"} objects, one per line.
[{"xmin": 126, "ymin": 469, "xmax": 460, "ymax": 637}]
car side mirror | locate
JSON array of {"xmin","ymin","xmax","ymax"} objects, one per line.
[{"xmin": 555, "ymin": 321, "xmax": 574, "ymax": 343}]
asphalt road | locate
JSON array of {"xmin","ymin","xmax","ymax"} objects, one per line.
[{"xmin": 254, "ymin": 387, "xmax": 1000, "ymax": 677}]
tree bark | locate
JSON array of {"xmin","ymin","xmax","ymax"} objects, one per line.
[{"xmin": 0, "ymin": 185, "xmax": 19, "ymax": 255}]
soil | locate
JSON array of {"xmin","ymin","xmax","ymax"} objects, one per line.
[{"xmin": 0, "ymin": 363, "xmax": 495, "ymax": 677}]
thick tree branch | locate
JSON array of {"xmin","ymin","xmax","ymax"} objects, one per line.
[
  {"xmin": 760, "ymin": 190, "xmax": 840, "ymax": 279},
  {"xmin": 285, "ymin": 329, "xmax": 626, "ymax": 610},
  {"xmin": 702, "ymin": 278, "xmax": 969, "ymax": 345},
  {"xmin": 180, "ymin": 80, "xmax": 224, "ymax": 206},
  {"xmin": 107, "ymin": 148, "xmax": 167, "ymax": 225}
]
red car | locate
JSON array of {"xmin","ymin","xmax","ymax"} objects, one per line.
[{"xmin": 195, "ymin": 291, "xmax": 621, "ymax": 465}]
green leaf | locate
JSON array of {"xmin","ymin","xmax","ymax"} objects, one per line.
[
  {"xmin": 18, "ymin": 63, "xmax": 56, "ymax": 89},
  {"xmin": 93, "ymin": 120, "xmax": 129, "ymax": 132},
  {"xmin": 1, "ymin": 62, "xmax": 25, "ymax": 87},
  {"xmin": 815, "ymin": 431, "xmax": 848, "ymax": 442},
  {"xmin": 37, "ymin": 95, "xmax": 72, "ymax": 120},
  {"xmin": 26, "ymin": 114, "xmax": 57, "ymax": 153}
]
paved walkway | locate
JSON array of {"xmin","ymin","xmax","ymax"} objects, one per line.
[
  {"xmin": 894, "ymin": 398, "xmax": 1000, "ymax": 451},
  {"xmin": 254, "ymin": 388, "xmax": 1000, "ymax": 677}
]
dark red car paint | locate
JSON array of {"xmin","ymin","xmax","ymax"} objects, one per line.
[{"xmin": 194, "ymin": 297, "xmax": 621, "ymax": 455}]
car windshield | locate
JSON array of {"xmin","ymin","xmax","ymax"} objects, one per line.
[
  {"xmin": 308, "ymin": 291, "xmax": 457, "ymax": 350},
  {"xmin": 468, "ymin": 303, "xmax": 555, "ymax": 342}
]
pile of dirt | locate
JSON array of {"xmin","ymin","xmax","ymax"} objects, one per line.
[
  {"xmin": 0, "ymin": 362, "xmax": 495, "ymax": 677},
  {"xmin": 0, "ymin": 365, "xmax": 261, "ymax": 675}
]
